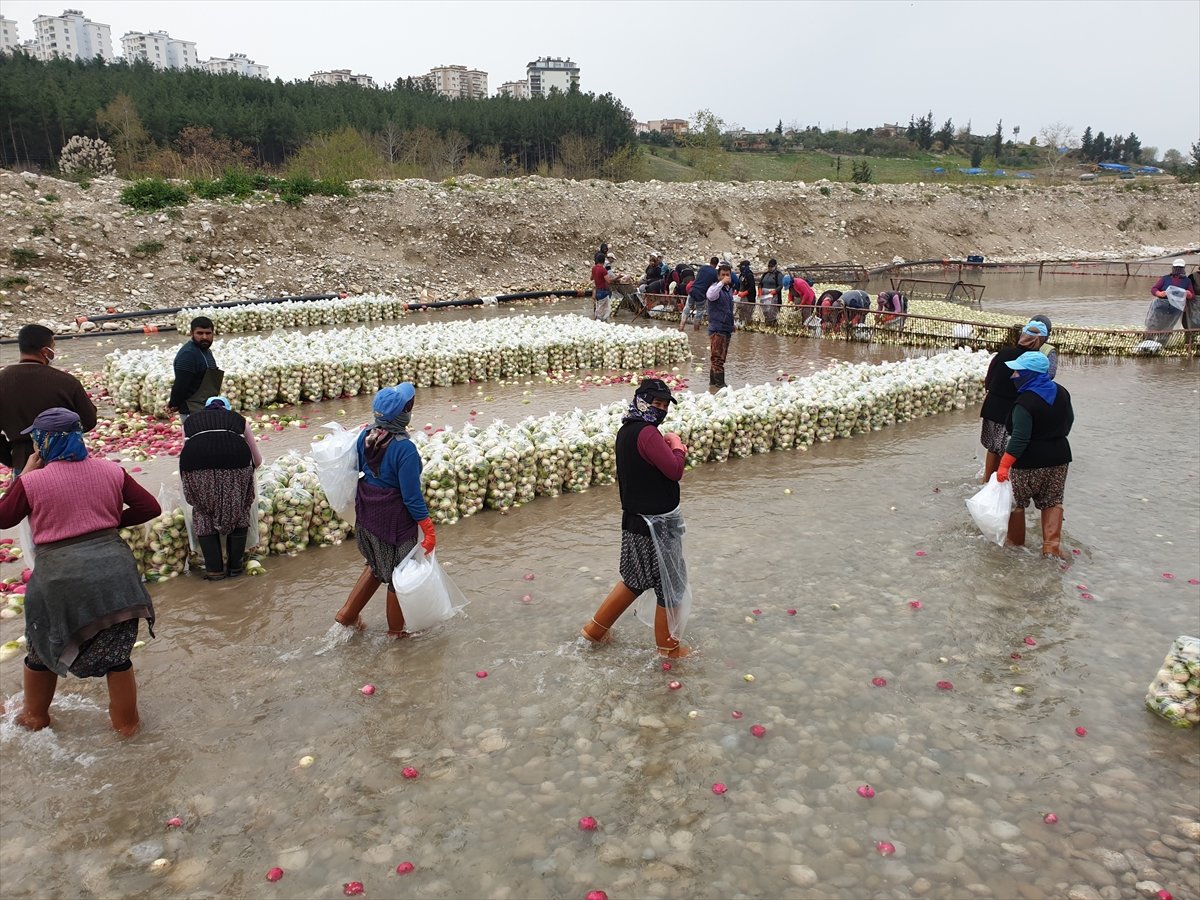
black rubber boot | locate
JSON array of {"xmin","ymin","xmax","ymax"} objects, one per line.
[
  {"xmin": 197, "ymin": 533, "xmax": 225, "ymax": 578},
  {"xmin": 225, "ymin": 528, "xmax": 248, "ymax": 577}
]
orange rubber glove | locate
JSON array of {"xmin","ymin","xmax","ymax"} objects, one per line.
[
  {"xmin": 418, "ymin": 517, "xmax": 436, "ymax": 555},
  {"xmin": 996, "ymin": 453, "xmax": 1017, "ymax": 483}
]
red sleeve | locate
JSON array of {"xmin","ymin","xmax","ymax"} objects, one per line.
[
  {"xmin": 636, "ymin": 426, "xmax": 685, "ymax": 481},
  {"xmin": 1151, "ymin": 276, "xmax": 1165, "ymax": 296},
  {"xmin": 0, "ymin": 477, "xmax": 32, "ymax": 529},
  {"xmin": 119, "ymin": 471, "xmax": 161, "ymax": 527}
]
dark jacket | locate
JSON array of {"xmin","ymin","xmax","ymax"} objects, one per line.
[
  {"xmin": 0, "ymin": 362, "xmax": 98, "ymax": 470},
  {"xmin": 979, "ymin": 347, "xmax": 1025, "ymax": 424},
  {"xmin": 616, "ymin": 420, "xmax": 681, "ymax": 535},
  {"xmin": 706, "ymin": 280, "xmax": 735, "ymax": 334},
  {"xmin": 180, "ymin": 407, "xmax": 252, "ymax": 472},
  {"xmin": 1006, "ymin": 386, "xmax": 1074, "ymax": 469},
  {"xmin": 169, "ymin": 340, "xmax": 219, "ymax": 412},
  {"xmin": 689, "ymin": 265, "xmax": 719, "ymax": 303}
]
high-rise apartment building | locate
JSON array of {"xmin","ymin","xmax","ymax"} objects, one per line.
[
  {"xmin": 31, "ymin": 9, "xmax": 113, "ymax": 62},
  {"xmin": 0, "ymin": 17, "xmax": 20, "ymax": 53},
  {"xmin": 121, "ymin": 30, "xmax": 198, "ymax": 70},
  {"xmin": 497, "ymin": 80, "xmax": 530, "ymax": 100},
  {"xmin": 310, "ymin": 69, "xmax": 377, "ymax": 88},
  {"xmin": 201, "ymin": 53, "xmax": 269, "ymax": 79},
  {"xmin": 424, "ymin": 65, "xmax": 488, "ymax": 100},
  {"xmin": 525, "ymin": 57, "xmax": 579, "ymax": 97}
]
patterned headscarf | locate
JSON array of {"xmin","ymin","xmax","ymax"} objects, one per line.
[
  {"xmin": 23, "ymin": 407, "xmax": 88, "ymax": 463},
  {"xmin": 623, "ymin": 381, "xmax": 672, "ymax": 426}
]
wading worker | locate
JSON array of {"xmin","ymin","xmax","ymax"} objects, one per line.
[
  {"xmin": 996, "ymin": 352, "xmax": 1074, "ymax": 559},
  {"xmin": 706, "ymin": 261, "xmax": 736, "ymax": 388},
  {"xmin": 334, "ymin": 383, "xmax": 436, "ymax": 635},
  {"xmin": 0, "ymin": 408, "xmax": 160, "ymax": 735},
  {"xmin": 581, "ymin": 378, "xmax": 691, "ymax": 658},
  {"xmin": 168, "ymin": 317, "xmax": 222, "ymax": 418},
  {"xmin": 1144, "ymin": 259, "xmax": 1194, "ymax": 338},
  {"xmin": 179, "ymin": 396, "xmax": 262, "ymax": 580},
  {"xmin": 0, "ymin": 324, "xmax": 98, "ymax": 473},
  {"xmin": 978, "ymin": 324, "xmax": 1028, "ymax": 483}
]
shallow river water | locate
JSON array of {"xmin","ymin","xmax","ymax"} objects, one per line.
[{"xmin": 1, "ymin": 277, "xmax": 1198, "ymax": 900}]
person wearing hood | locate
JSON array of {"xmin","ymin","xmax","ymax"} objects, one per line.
[
  {"xmin": 334, "ymin": 383, "xmax": 436, "ymax": 635},
  {"xmin": 996, "ymin": 352, "xmax": 1075, "ymax": 559},
  {"xmin": 0, "ymin": 408, "xmax": 160, "ymax": 735},
  {"xmin": 179, "ymin": 396, "xmax": 263, "ymax": 580},
  {"xmin": 1017, "ymin": 315, "xmax": 1057, "ymax": 377},
  {"xmin": 581, "ymin": 378, "xmax": 691, "ymax": 658},
  {"xmin": 735, "ymin": 260, "xmax": 757, "ymax": 326}
]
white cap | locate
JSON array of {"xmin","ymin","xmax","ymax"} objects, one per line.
[{"xmin": 1173, "ymin": 258, "xmax": 1186, "ymax": 267}]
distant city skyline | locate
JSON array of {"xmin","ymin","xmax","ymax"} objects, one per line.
[{"xmin": 0, "ymin": 0, "xmax": 1196, "ymax": 154}]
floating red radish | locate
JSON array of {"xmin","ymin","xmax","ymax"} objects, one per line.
[
  {"xmin": 265, "ymin": 867, "xmax": 284, "ymax": 882},
  {"xmin": 395, "ymin": 862, "xmax": 414, "ymax": 875},
  {"xmin": 1023, "ymin": 636, "xmax": 1037, "ymax": 646},
  {"xmin": 661, "ymin": 661, "xmax": 672, "ymax": 671},
  {"xmin": 667, "ymin": 680, "xmax": 682, "ymax": 691},
  {"xmin": 856, "ymin": 785, "xmax": 875, "ymax": 798},
  {"xmin": 711, "ymin": 783, "xmax": 727, "ymax": 795},
  {"xmin": 914, "ymin": 550, "xmax": 927, "ymax": 557},
  {"xmin": 875, "ymin": 841, "xmax": 895, "ymax": 856},
  {"xmin": 401, "ymin": 767, "xmax": 419, "ymax": 779},
  {"xmin": 475, "ymin": 671, "xmax": 488, "ymax": 679},
  {"xmin": 343, "ymin": 883, "xmax": 364, "ymax": 896},
  {"xmin": 936, "ymin": 681, "xmax": 953, "ymax": 691},
  {"xmin": 360, "ymin": 684, "xmax": 375, "ymax": 696},
  {"xmin": 1074, "ymin": 726, "xmax": 1087, "ymax": 737},
  {"xmin": 908, "ymin": 600, "xmax": 922, "ymax": 609},
  {"xmin": 751, "ymin": 608, "xmax": 762, "ymax": 615},
  {"xmin": 871, "ymin": 677, "xmax": 888, "ymax": 687},
  {"xmin": 1162, "ymin": 573, "xmax": 1175, "ymax": 580},
  {"xmin": 1043, "ymin": 812, "xmax": 1058, "ymax": 824},
  {"xmin": 1156, "ymin": 890, "xmax": 1173, "ymax": 900},
  {"xmin": 750, "ymin": 724, "xmax": 766, "ymax": 738},
  {"xmin": 1010, "ymin": 652, "xmax": 1022, "ymax": 660},
  {"xmin": 522, "ymin": 572, "xmax": 535, "ymax": 581},
  {"xmin": 730, "ymin": 710, "xmax": 743, "ymax": 719},
  {"xmin": 586, "ymin": 892, "xmax": 609, "ymax": 900},
  {"xmin": 786, "ymin": 608, "xmax": 797, "ymax": 615},
  {"xmin": 578, "ymin": 816, "xmax": 598, "ymax": 831},
  {"xmin": 166, "ymin": 817, "xmax": 183, "ymax": 828},
  {"xmin": 520, "ymin": 593, "xmax": 533, "ymax": 604}
]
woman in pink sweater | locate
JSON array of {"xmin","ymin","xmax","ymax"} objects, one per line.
[{"xmin": 0, "ymin": 408, "xmax": 160, "ymax": 735}]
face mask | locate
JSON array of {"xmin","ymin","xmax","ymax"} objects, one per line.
[{"xmin": 42, "ymin": 348, "xmax": 55, "ymax": 364}]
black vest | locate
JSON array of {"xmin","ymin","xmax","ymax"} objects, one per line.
[
  {"xmin": 980, "ymin": 346, "xmax": 1025, "ymax": 424},
  {"xmin": 180, "ymin": 407, "xmax": 252, "ymax": 472},
  {"xmin": 1006, "ymin": 386, "xmax": 1073, "ymax": 469},
  {"xmin": 616, "ymin": 420, "xmax": 680, "ymax": 535}
]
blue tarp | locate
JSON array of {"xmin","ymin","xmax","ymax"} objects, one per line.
[
  {"xmin": 1098, "ymin": 162, "xmax": 1132, "ymax": 172},
  {"xmin": 1016, "ymin": 172, "xmax": 1033, "ymax": 179},
  {"xmin": 932, "ymin": 166, "xmax": 945, "ymax": 173},
  {"xmin": 993, "ymin": 170, "xmax": 1006, "ymax": 176},
  {"xmin": 959, "ymin": 167, "xmax": 986, "ymax": 175},
  {"xmin": 1137, "ymin": 166, "xmax": 1163, "ymax": 174}
]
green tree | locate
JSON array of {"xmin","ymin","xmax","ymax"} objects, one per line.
[
  {"xmin": 916, "ymin": 111, "xmax": 934, "ymax": 150},
  {"xmin": 934, "ymin": 117, "xmax": 954, "ymax": 150},
  {"xmin": 775, "ymin": 119, "xmax": 783, "ymax": 135},
  {"xmin": 1080, "ymin": 125, "xmax": 1093, "ymax": 161},
  {"xmin": 1123, "ymin": 132, "xmax": 1142, "ymax": 164},
  {"xmin": 992, "ymin": 120, "xmax": 1003, "ymax": 160},
  {"xmin": 287, "ymin": 128, "xmax": 382, "ymax": 181},
  {"xmin": 850, "ymin": 160, "xmax": 872, "ymax": 183},
  {"xmin": 970, "ymin": 145, "xmax": 984, "ymax": 168},
  {"xmin": 96, "ymin": 91, "xmax": 150, "ymax": 173}
]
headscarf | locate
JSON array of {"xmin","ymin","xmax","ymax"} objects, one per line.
[
  {"xmin": 1005, "ymin": 351, "xmax": 1057, "ymax": 406},
  {"xmin": 364, "ymin": 383, "xmax": 415, "ymax": 475},
  {"xmin": 1017, "ymin": 319, "xmax": 1048, "ymax": 350},
  {"xmin": 205, "ymin": 396, "xmax": 233, "ymax": 411},
  {"xmin": 22, "ymin": 407, "xmax": 88, "ymax": 463},
  {"xmin": 623, "ymin": 382, "xmax": 671, "ymax": 426}
]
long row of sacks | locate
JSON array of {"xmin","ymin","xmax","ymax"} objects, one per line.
[
  {"xmin": 174, "ymin": 293, "xmax": 418, "ymax": 334},
  {"xmin": 114, "ymin": 351, "xmax": 988, "ymax": 580},
  {"xmin": 105, "ymin": 315, "xmax": 692, "ymax": 417}
]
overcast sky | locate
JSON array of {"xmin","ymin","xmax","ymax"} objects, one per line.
[{"xmin": 4, "ymin": 0, "xmax": 1198, "ymax": 155}]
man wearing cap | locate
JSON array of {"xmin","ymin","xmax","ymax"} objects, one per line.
[
  {"xmin": 705, "ymin": 262, "xmax": 736, "ymax": 388},
  {"xmin": 758, "ymin": 259, "xmax": 785, "ymax": 326},
  {"xmin": 1144, "ymin": 259, "xmax": 1195, "ymax": 340},
  {"xmin": 0, "ymin": 324, "xmax": 98, "ymax": 473},
  {"xmin": 995, "ymin": 351, "xmax": 1075, "ymax": 559},
  {"xmin": 168, "ymin": 316, "xmax": 223, "ymax": 418},
  {"xmin": 582, "ymin": 377, "xmax": 691, "ymax": 658}
]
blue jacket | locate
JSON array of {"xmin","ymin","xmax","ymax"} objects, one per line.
[
  {"xmin": 706, "ymin": 281, "xmax": 735, "ymax": 335},
  {"xmin": 688, "ymin": 265, "xmax": 718, "ymax": 303}
]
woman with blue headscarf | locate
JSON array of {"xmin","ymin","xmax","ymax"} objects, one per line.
[
  {"xmin": 995, "ymin": 352, "xmax": 1075, "ymax": 558},
  {"xmin": 179, "ymin": 396, "xmax": 262, "ymax": 580},
  {"xmin": 334, "ymin": 383, "xmax": 436, "ymax": 635},
  {"xmin": 0, "ymin": 408, "xmax": 160, "ymax": 735}
]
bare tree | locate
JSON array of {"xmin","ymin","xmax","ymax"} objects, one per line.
[
  {"xmin": 1038, "ymin": 122, "xmax": 1077, "ymax": 176},
  {"xmin": 441, "ymin": 130, "xmax": 469, "ymax": 175},
  {"xmin": 378, "ymin": 121, "xmax": 404, "ymax": 165}
]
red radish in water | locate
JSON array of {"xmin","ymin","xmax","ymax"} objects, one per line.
[
  {"xmin": 402, "ymin": 767, "xmax": 419, "ymax": 779},
  {"xmin": 1043, "ymin": 813, "xmax": 1058, "ymax": 824},
  {"xmin": 909, "ymin": 600, "xmax": 922, "ymax": 609},
  {"xmin": 751, "ymin": 608, "xmax": 762, "ymax": 615},
  {"xmin": 857, "ymin": 785, "xmax": 875, "ymax": 798},
  {"xmin": 661, "ymin": 661, "xmax": 672, "ymax": 671},
  {"xmin": 166, "ymin": 817, "xmax": 183, "ymax": 828},
  {"xmin": 395, "ymin": 862, "xmax": 414, "ymax": 875},
  {"xmin": 360, "ymin": 684, "xmax": 375, "ymax": 696},
  {"xmin": 586, "ymin": 892, "xmax": 609, "ymax": 900},
  {"xmin": 914, "ymin": 550, "xmax": 927, "ymax": 557},
  {"xmin": 871, "ymin": 677, "xmax": 887, "ymax": 687},
  {"xmin": 523, "ymin": 572, "xmax": 535, "ymax": 581},
  {"xmin": 875, "ymin": 841, "xmax": 895, "ymax": 856},
  {"xmin": 1156, "ymin": 890, "xmax": 1172, "ymax": 900},
  {"xmin": 343, "ymin": 883, "xmax": 364, "ymax": 896},
  {"xmin": 475, "ymin": 671, "xmax": 488, "ymax": 679},
  {"xmin": 730, "ymin": 711, "xmax": 743, "ymax": 719},
  {"xmin": 578, "ymin": 816, "xmax": 598, "ymax": 831},
  {"xmin": 936, "ymin": 681, "xmax": 954, "ymax": 691},
  {"xmin": 1074, "ymin": 726, "xmax": 1087, "ymax": 737},
  {"xmin": 1011, "ymin": 652, "xmax": 1022, "ymax": 660},
  {"xmin": 711, "ymin": 783, "xmax": 727, "ymax": 795},
  {"xmin": 787, "ymin": 608, "xmax": 797, "ymax": 615},
  {"xmin": 667, "ymin": 680, "xmax": 682, "ymax": 691},
  {"xmin": 750, "ymin": 724, "xmax": 766, "ymax": 738},
  {"xmin": 1023, "ymin": 636, "xmax": 1036, "ymax": 646},
  {"xmin": 265, "ymin": 867, "xmax": 284, "ymax": 882}
]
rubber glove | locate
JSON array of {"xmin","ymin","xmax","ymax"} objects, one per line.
[
  {"xmin": 418, "ymin": 517, "xmax": 436, "ymax": 555},
  {"xmin": 996, "ymin": 453, "xmax": 1017, "ymax": 483}
]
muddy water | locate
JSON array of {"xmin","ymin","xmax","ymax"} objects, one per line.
[{"xmin": 2, "ymin": 305, "xmax": 1199, "ymax": 900}]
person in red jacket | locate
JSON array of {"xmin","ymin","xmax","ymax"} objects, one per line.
[{"xmin": 0, "ymin": 408, "xmax": 160, "ymax": 735}]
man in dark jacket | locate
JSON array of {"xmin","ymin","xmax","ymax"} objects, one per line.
[
  {"xmin": 758, "ymin": 259, "xmax": 785, "ymax": 325},
  {"xmin": 705, "ymin": 262, "xmax": 735, "ymax": 388},
  {"xmin": 0, "ymin": 324, "xmax": 98, "ymax": 472},
  {"xmin": 168, "ymin": 317, "xmax": 222, "ymax": 418},
  {"xmin": 681, "ymin": 256, "xmax": 719, "ymax": 332}
]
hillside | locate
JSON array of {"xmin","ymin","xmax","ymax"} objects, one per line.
[{"xmin": 1, "ymin": 170, "xmax": 1197, "ymax": 336}]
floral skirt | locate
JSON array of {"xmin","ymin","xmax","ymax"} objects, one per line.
[
  {"xmin": 25, "ymin": 619, "xmax": 139, "ymax": 678},
  {"xmin": 181, "ymin": 466, "xmax": 255, "ymax": 536},
  {"xmin": 980, "ymin": 419, "xmax": 1010, "ymax": 455},
  {"xmin": 356, "ymin": 526, "xmax": 417, "ymax": 584},
  {"xmin": 619, "ymin": 529, "xmax": 664, "ymax": 606},
  {"xmin": 1012, "ymin": 464, "xmax": 1069, "ymax": 510}
]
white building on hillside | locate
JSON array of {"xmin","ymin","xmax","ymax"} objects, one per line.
[
  {"xmin": 425, "ymin": 64, "xmax": 488, "ymax": 100},
  {"xmin": 526, "ymin": 57, "xmax": 579, "ymax": 97},
  {"xmin": 202, "ymin": 52, "xmax": 269, "ymax": 79},
  {"xmin": 121, "ymin": 30, "xmax": 198, "ymax": 69},
  {"xmin": 0, "ymin": 17, "xmax": 20, "ymax": 53},
  {"xmin": 497, "ymin": 80, "xmax": 530, "ymax": 100},
  {"xmin": 32, "ymin": 9, "xmax": 113, "ymax": 62},
  {"xmin": 310, "ymin": 69, "xmax": 377, "ymax": 88}
]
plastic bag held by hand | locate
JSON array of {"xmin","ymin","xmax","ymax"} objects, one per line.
[
  {"xmin": 310, "ymin": 422, "xmax": 362, "ymax": 520},
  {"xmin": 965, "ymin": 474, "xmax": 1014, "ymax": 546},
  {"xmin": 391, "ymin": 545, "xmax": 467, "ymax": 633}
]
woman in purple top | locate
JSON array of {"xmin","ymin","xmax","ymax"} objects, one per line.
[
  {"xmin": 333, "ymin": 383, "xmax": 436, "ymax": 636},
  {"xmin": 581, "ymin": 378, "xmax": 690, "ymax": 657}
]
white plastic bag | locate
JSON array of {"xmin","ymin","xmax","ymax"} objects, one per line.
[
  {"xmin": 633, "ymin": 507, "xmax": 693, "ymax": 641},
  {"xmin": 17, "ymin": 517, "xmax": 36, "ymax": 569},
  {"xmin": 391, "ymin": 545, "xmax": 466, "ymax": 632},
  {"xmin": 965, "ymin": 474, "xmax": 1014, "ymax": 546},
  {"xmin": 310, "ymin": 422, "xmax": 362, "ymax": 521}
]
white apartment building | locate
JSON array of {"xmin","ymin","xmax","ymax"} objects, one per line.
[
  {"xmin": 525, "ymin": 57, "xmax": 579, "ymax": 97},
  {"xmin": 310, "ymin": 69, "xmax": 377, "ymax": 88},
  {"xmin": 202, "ymin": 53, "xmax": 269, "ymax": 79},
  {"xmin": 121, "ymin": 31, "xmax": 198, "ymax": 70},
  {"xmin": 32, "ymin": 9, "xmax": 113, "ymax": 62},
  {"xmin": 0, "ymin": 17, "xmax": 20, "ymax": 54},
  {"xmin": 497, "ymin": 80, "xmax": 530, "ymax": 100},
  {"xmin": 425, "ymin": 64, "xmax": 488, "ymax": 100}
]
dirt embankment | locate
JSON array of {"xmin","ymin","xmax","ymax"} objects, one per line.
[{"xmin": 1, "ymin": 170, "xmax": 1197, "ymax": 336}]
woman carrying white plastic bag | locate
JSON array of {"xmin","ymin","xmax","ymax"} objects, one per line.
[
  {"xmin": 310, "ymin": 422, "xmax": 363, "ymax": 523},
  {"xmin": 581, "ymin": 378, "xmax": 692, "ymax": 658},
  {"xmin": 333, "ymin": 383, "xmax": 438, "ymax": 636},
  {"xmin": 965, "ymin": 475, "xmax": 1014, "ymax": 546}
]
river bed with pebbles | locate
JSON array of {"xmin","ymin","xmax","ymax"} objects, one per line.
[{"xmin": 1, "ymin": 275, "xmax": 1198, "ymax": 900}]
